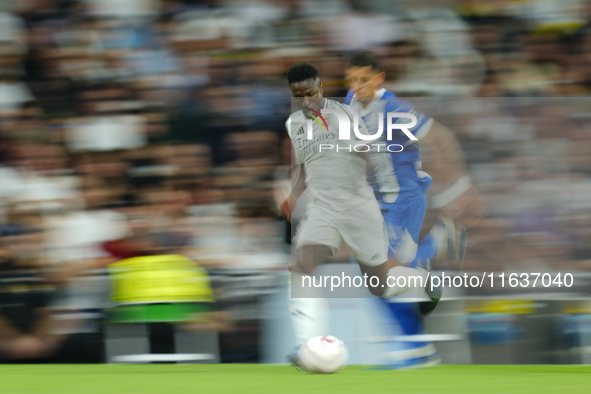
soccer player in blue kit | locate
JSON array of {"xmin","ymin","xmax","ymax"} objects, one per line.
[{"xmin": 345, "ymin": 51, "xmax": 484, "ymax": 368}]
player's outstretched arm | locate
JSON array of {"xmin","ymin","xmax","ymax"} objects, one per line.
[
  {"xmin": 280, "ymin": 163, "xmax": 306, "ymax": 223},
  {"xmin": 419, "ymin": 121, "xmax": 488, "ymax": 228}
]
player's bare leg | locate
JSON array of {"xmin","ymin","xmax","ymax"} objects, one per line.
[
  {"xmin": 386, "ymin": 258, "xmax": 403, "ymax": 270},
  {"xmin": 295, "ymin": 244, "xmax": 332, "ymax": 275}
]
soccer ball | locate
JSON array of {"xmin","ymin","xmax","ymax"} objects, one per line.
[{"xmin": 298, "ymin": 335, "xmax": 348, "ymax": 373}]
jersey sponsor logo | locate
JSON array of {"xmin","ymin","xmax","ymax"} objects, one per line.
[{"xmin": 296, "ymin": 131, "xmax": 336, "ymax": 159}]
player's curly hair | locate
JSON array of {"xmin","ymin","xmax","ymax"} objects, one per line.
[
  {"xmin": 348, "ymin": 51, "xmax": 382, "ymax": 72},
  {"xmin": 287, "ymin": 63, "xmax": 319, "ymax": 85}
]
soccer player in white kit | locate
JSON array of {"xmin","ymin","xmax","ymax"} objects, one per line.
[{"xmin": 279, "ymin": 63, "xmax": 439, "ymax": 370}]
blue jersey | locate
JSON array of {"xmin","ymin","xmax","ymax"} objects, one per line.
[{"xmin": 345, "ymin": 88, "xmax": 433, "ymax": 204}]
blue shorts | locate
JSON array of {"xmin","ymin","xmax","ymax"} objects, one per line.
[{"xmin": 380, "ymin": 193, "xmax": 427, "ymax": 264}]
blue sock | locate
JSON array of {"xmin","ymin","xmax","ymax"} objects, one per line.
[
  {"xmin": 384, "ymin": 301, "xmax": 423, "ymax": 337},
  {"xmin": 391, "ymin": 233, "xmax": 438, "ymax": 348},
  {"xmin": 409, "ymin": 231, "xmax": 439, "ymax": 268},
  {"xmin": 380, "ymin": 299, "xmax": 429, "ymax": 354}
]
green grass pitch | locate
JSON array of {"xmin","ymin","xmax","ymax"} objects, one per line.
[{"xmin": 2, "ymin": 365, "xmax": 591, "ymax": 394}]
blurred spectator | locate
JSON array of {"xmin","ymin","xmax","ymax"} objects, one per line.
[{"xmin": 0, "ymin": 208, "xmax": 80, "ymax": 362}]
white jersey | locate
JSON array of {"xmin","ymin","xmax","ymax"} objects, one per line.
[{"xmin": 286, "ymin": 99, "xmax": 376, "ymax": 211}]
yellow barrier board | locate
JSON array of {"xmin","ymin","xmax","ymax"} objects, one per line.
[{"xmin": 109, "ymin": 255, "xmax": 215, "ymax": 304}]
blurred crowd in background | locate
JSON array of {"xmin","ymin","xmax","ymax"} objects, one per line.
[{"xmin": 2, "ymin": 0, "xmax": 591, "ymax": 364}]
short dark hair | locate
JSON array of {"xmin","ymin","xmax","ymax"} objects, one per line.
[
  {"xmin": 348, "ymin": 51, "xmax": 382, "ymax": 72},
  {"xmin": 287, "ymin": 63, "xmax": 319, "ymax": 85}
]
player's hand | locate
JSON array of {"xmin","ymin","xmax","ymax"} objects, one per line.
[
  {"xmin": 279, "ymin": 197, "xmax": 295, "ymax": 222},
  {"xmin": 438, "ymin": 186, "xmax": 488, "ymax": 228}
]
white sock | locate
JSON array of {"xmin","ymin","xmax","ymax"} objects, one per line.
[
  {"xmin": 382, "ymin": 266, "xmax": 429, "ymax": 298},
  {"xmin": 430, "ymin": 223, "xmax": 448, "ymax": 259},
  {"xmin": 288, "ymin": 272, "xmax": 330, "ymax": 347},
  {"xmin": 431, "ymin": 223, "xmax": 447, "ymax": 244}
]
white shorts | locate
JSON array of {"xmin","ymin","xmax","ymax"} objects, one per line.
[{"xmin": 295, "ymin": 198, "xmax": 388, "ymax": 267}]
